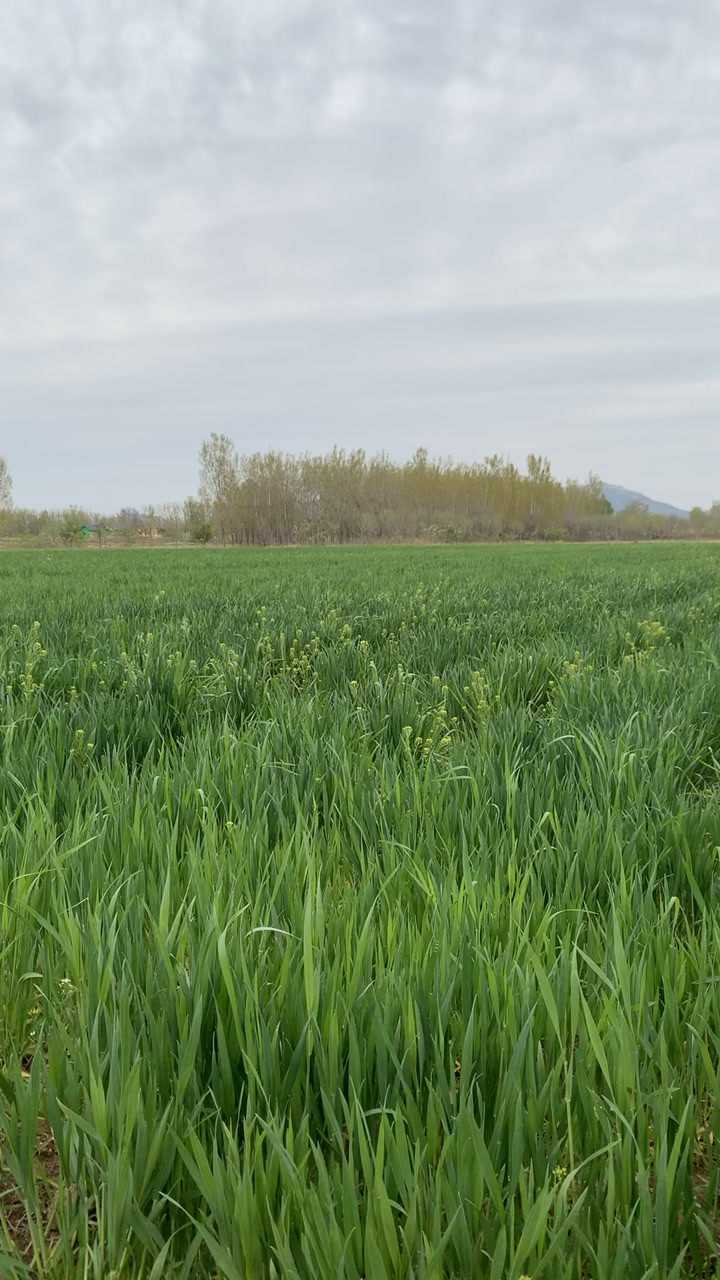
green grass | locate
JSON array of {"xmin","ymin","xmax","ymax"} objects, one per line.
[{"xmin": 1, "ymin": 542, "xmax": 720, "ymax": 1277}]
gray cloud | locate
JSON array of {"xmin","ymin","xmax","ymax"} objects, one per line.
[{"xmin": 1, "ymin": 0, "xmax": 719, "ymax": 509}]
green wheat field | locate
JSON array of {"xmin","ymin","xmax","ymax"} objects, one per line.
[{"xmin": 2, "ymin": 543, "xmax": 720, "ymax": 1278}]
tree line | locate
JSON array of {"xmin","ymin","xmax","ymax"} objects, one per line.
[
  {"xmin": 0, "ymin": 441, "xmax": 718, "ymax": 545},
  {"xmin": 192, "ymin": 435, "xmax": 719, "ymax": 544},
  {"xmin": 196, "ymin": 436, "xmax": 617, "ymax": 544}
]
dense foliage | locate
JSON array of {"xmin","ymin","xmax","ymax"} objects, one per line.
[{"xmin": 1, "ymin": 544, "xmax": 720, "ymax": 1276}]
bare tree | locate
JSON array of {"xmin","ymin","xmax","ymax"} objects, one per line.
[{"xmin": 158, "ymin": 501, "xmax": 184, "ymax": 545}]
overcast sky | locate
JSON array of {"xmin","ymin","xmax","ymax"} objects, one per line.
[{"xmin": 2, "ymin": 0, "xmax": 719, "ymax": 511}]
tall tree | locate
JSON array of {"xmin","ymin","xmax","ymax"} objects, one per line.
[
  {"xmin": 0, "ymin": 456, "xmax": 12, "ymax": 508},
  {"xmin": 199, "ymin": 434, "xmax": 239, "ymax": 545}
]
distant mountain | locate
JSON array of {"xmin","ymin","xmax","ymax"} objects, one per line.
[{"xmin": 602, "ymin": 483, "xmax": 689, "ymax": 519}]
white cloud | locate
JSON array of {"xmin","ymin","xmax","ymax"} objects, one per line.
[{"xmin": 1, "ymin": 0, "xmax": 719, "ymax": 508}]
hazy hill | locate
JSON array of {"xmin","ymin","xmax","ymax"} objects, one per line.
[{"xmin": 602, "ymin": 483, "xmax": 689, "ymax": 519}]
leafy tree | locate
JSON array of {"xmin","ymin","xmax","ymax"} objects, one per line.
[
  {"xmin": 199, "ymin": 434, "xmax": 239, "ymax": 545},
  {"xmin": 184, "ymin": 496, "xmax": 213, "ymax": 543},
  {"xmin": 59, "ymin": 515, "xmax": 85, "ymax": 545},
  {"xmin": 192, "ymin": 521, "xmax": 213, "ymax": 544}
]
